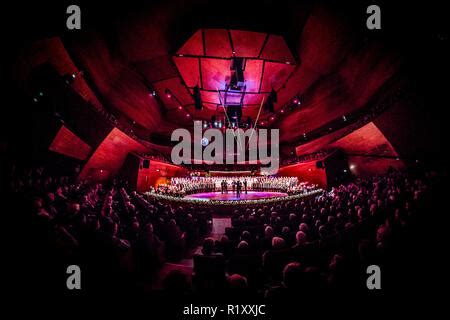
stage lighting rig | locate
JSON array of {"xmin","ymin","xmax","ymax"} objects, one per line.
[{"xmin": 230, "ymin": 57, "xmax": 245, "ymax": 90}]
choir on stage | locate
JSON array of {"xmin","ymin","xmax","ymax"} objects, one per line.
[{"xmin": 151, "ymin": 176, "xmax": 317, "ymax": 198}]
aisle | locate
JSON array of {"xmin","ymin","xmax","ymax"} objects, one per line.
[
  {"xmin": 152, "ymin": 217, "xmax": 231, "ymax": 289},
  {"xmin": 210, "ymin": 217, "xmax": 231, "ymax": 240}
]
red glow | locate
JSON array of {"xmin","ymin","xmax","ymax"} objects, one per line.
[
  {"xmin": 278, "ymin": 160, "xmax": 328, "ymax": 188},
  {"xmin": 79, "ymin": 128, "xmax": 147, "ymax": 181},
  {"xmin": 172, "ymin": 29, "xmax": 296, "ymax": 120},
  {"xmin": 137, "ymin": 160, "xmax": 188, "ymax": 192},
  {"xmin": 49, "ymin": 125, "xmax": 92, "ymax": 160}
]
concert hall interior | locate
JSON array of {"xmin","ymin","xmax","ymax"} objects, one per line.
[{"xmin": 3, "ymin": 0, "xmax": 448, "ymax": 305}]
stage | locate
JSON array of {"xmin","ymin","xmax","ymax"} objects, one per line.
[{"xmin": 184, "ymin": 191, "xmax": 288, "ymax": 201}]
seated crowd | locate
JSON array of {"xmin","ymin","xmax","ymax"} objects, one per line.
[
  {"xmin": 190, "ymin": 169, "xmax": 431, "ymax": 297},
  {"xmin": 9, "ymin": 165, "xmax": 213, "ymax": 292},
  {"xmin": 8, "ymin": 164, "xmax": 435, "ymax": 297}
]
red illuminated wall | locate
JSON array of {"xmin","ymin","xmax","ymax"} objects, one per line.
[
  {"xmin": 278, "ymin": 160, "xmax": 327, "ymax": 188},
  {"xmin": 48, "ymin": 125, "xmax": 92, "ymax": 160},
  {"xmin": 136, "ymin": 160, "xmax": 188, "ymax": 192},
  {"xmin": 79, "ymin": 128, "xmax": 147, "ymax": 181},
  {"xmin": 331, "ymin": 122, "xmax": 405, "ymax": 176},
  {"xmin": 295, "ymin": 122, "xmax": 406, "ymax": 178}
]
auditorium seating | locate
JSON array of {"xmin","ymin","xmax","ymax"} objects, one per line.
[{"xmin": 8, "ymin": 163, "xmax": 435, "ymax": 296}]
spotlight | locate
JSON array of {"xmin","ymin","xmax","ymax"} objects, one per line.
[
  {"xmin": 178, "ymin": 106, "xmax": 183, "ymax": 110},
  {"xmin": 165, "ymin": 89, "xmax": 172, "ymax": 99},
  {"xmin": 350, "ymin": 164, "xmax": 356, "ymax": 170},
  {"xmin": 186, "ymin": 114, "xmax": 191, "ymax": 118},
  {"xmin": 293, "ymin": 97, "xmax": 299, "ymax": 104},
  {"xmin": 280, "ymin": 109, "xmax": 284, "ymax": 113},
  {"xmin": 150, "ymin": 90, "xmax": 157, "ymax": 97},
  {"xmin": 270, "ymin": 116, "xmax": 275, "ymax": 121}
]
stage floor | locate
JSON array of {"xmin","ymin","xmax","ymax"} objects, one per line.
[{"xmin": 184, "ymin": 191, "xmax": 288, "ymax": 201}]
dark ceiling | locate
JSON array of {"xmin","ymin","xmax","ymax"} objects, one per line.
[{"xmin": 3, "ymin": 0, "xmax": 449, "ymax": 156}]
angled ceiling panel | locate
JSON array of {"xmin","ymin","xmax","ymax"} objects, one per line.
[
  {"xmin": 230, "ymin": 30, "xmax": 266, "ymax": 57},
  {"xmin": 79, "ymin": 128, "xmax": 147, "ymax": 181},
  {"xmin": 204, "ymin": 29, "xmax": 233, "ymax": 57},
  {"xmin": 260, "ymin": 62, "xmax": 295, "ymax": 92},
  {"xmin": 173, "ymin": 56, "xmax": 200, "ymax": 88},
  {"xmin": 243, "ymin": 59, "xmax": 264, "ymax": 93},
  {"xmin": 260, "ymin": 34, "xmax": 296, "ymax": 63},
  {"xmin": 177, "ymin": 29, "xmax": 204, "ymax": 56},
  {"xmin": 200, "ymin": 90, "xmax": 221, "ymax": 104},
  {"xmin": 331, "ymin": 122, "xmax": 399, "ymax": 157},
  {"xmin": 49, "ymin": 125, "xmax": 92, "ymax": 160},
  {"xmin": 200, "ymin": 58, "xmax": 230, "ymax": 91}
]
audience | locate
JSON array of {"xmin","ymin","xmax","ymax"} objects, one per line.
[{"xmin": 8, "ymin": 164, "xmax": 433, "ymax": 298}]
